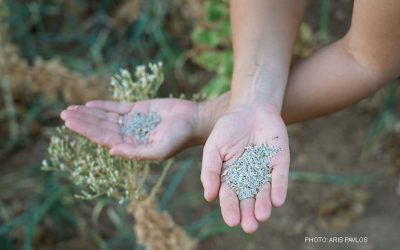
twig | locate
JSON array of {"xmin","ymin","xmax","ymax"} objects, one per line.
[{"xmin": 148, "ymin": 159, "xmax": 173, "ymax": 201}]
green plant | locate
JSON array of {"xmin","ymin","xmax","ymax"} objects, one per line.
[
  {"xmin": 2, "ymin": 0, "xmax": 181, "ymax": 75},
  {"xmin": 190, "ymin": 0, "xmax": 232, "ymax": 97},
  {"xmin": 364, "ymin": 82, "xmax": 400, "ymax": 151},
  {"xmin": 319, "ymin": 0, "xmax": 331, "ymax": 39},
  {"xmin": 190, "ymin": 0, "xmax": 319, "ymax": 98}
]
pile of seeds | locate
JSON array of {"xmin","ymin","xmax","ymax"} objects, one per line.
[
  {"xmin": 120, "ymin": 112, "xmax": 161, "ymax": 144},
  {"xmin": 223, "ymin": 144, "xmax": 281, "ymax": 200}
]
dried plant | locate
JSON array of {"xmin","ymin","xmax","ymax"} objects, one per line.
[
  {"xmin": 0, "ymin": 1, "xmax": 107, "ymax": 105},
  {"xmin": 130, "ymin": 198, "xmax": 197, "ymax": 250},
  {"xmin": 168, "ymin": 0, "xmax": 204, "ymax": 36},
  {"xmin": 0, "ymin": 37, "xmax": 108, "ymax": 143},
  {"xmin": 42, "ymin": 63, "xmax": 198, "ymax": 248},
  {"xmin": 0, "ymin": 51, "xmax": 108, "ymax": 104},
  {"xmin": 42, "ymin": 63, "xmax": 166, "ymax": 203},
  {"xmin": 111, "ymin": 63, "xmax": 163, "ymax": 103}
]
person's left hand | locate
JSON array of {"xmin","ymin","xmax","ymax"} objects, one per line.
[
  {"xmin": 201, "ymin": 103, "xmax": 290, "ymax": 233},
  {"xmin": 60, "ymin": 98, "xmax": 202, "ymax": 160}
]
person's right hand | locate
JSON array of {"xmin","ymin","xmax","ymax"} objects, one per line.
[
  {"xmin": 201, "ymin": 103, "xmax": 290, "ymax": 233},
  {"xmin": 60, "ymin": 98, "xmax": 203, "ymax": 160}
]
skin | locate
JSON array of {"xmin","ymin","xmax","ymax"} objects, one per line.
[
  {"xmin": 201, "ymin": 0, "xmax": 305, "ymax": 233},
  {"xmin": 61, "ymin": 99, "xmax": 199, "ymax": 160},
  {"xmin": 61, "ymin": 0, "xmax": 400, "ymax": 234}
]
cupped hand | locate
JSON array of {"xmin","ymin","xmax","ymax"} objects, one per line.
[
  {"xmin": 201, "ymin": 103, "xmax": 290, "ymax": 233},
  {"xmin": 60, "ymin": 98, "xmax": 201, "ymax": 160}
]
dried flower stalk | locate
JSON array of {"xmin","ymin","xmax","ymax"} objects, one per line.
[
  {"xmin": 42, "ymin": 63, "xmax": 198, "ymax": 248},
  {"xmin": 130, "ymin": 198, "xmax": 197, "ymax": 250},
  {"xmin": 42, "ymin": 63, "xmax": 166, "ymax": 203}
]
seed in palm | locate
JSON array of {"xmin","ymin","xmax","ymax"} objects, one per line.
[
  {"xmin": 223, "ymin": 144, "xmax": 281, "ymax": 200},
  {"xmin": 120, "ymin": 112, "xmax": 161, "ymax": 144}
]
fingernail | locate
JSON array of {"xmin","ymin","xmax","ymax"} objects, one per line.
[
  {"xmin": 204, "ymin": 190, "xmax": 210, "ymax": 201},
  {"xmin": 65, "ymin": 120, "xmax": 71, "ymax": 128}
]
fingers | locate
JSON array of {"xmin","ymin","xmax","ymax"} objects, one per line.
[
  {"xmin": 110, "ymin": 143, "xmax": 166, "ymax": 160},
  {"xmin": 220, "ymin": 182, "xmax": 272, "ymax": 232},
  {"xmin": 66, "ymin": 106, "xmax": 119, "ymax": 123},
  {"xmin": 85, "ymin": 100, "xmax": 132, "ymax": 114},
  {"xmin": 240, "ymin": 199, "xmax": 258, "ymax": 234},
  {"xmin": 255, "ymin": 183, "xmax": 272, "ymax": 221},
  {"xmin": 271, "ymin": 150, "xmax": 290, "ymax": 207},
  {"xmin": 219, "ymin": 183, "xmax": 240, "ymax": 227},
  {"xmin": 220, "ymin": 183, "xmax": 271, "ymax": 232},
  {"xmin": 61, "ymin": 110, "xmax": 120, "ymax": 133},
  {"xmin": 201, "ymin": 141, "xmax": 223, "ymax": 201},
  {"xmin": 65, "ymin": 118, "xmax": 122, "ymax": 146}
]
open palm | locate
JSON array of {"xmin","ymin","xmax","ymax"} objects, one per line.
[
  {"xmin": 201, "ymin": 103, "xmax": 290, "ymax": 233},
  {"xmin": 60, "ymin": 98, "xmax": 200, "ymax": 160}
]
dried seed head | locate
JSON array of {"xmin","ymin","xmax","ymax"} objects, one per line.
[{"xmin": 42, "ymin": 63, "xmax": 165, "ymax": 203}]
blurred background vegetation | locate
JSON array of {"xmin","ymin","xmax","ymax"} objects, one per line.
[{"xmin": 0, "ymin": 0, "xmax": 399, "ymax": 249}]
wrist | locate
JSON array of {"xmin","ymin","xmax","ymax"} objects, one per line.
[
  {"xmin": 230, "ymin": 66, "xmax": 287, "ymax": 111},
  {"xmin": 193, "ymin": 94, "xmax": 229, "ymax": 144},
  {"xmin": 227, "ymin": 100, "xmax": 282, "ymax": 117}
]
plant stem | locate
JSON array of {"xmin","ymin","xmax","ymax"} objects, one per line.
[{"xmin": 0, "ymin": 78, "xmax": 19, "ymax": 145}]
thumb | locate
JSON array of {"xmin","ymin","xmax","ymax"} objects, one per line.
[{"xmin": 201, "ymin": 140, "xmax": 223, "ymax": 202}]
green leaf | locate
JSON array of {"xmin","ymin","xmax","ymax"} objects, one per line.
[
  {"xmin": 217, "ymin": 50, "xmax": 233, "ymax": 76},
  {"xmin": 191, "ymin": 28, "xmax": 223, "ymax": 47},
  {"xmin": 193, "ymin": 51, "xmax": 220, "ymax": 71},
  {"xmin": 169, "ymin": 191, "xmax": 203, "ymax": 211},
  {"xmin": 187, "ymin": 209, "xmax": 221, "ymax": 233},
  {"xmin": 160, "ymin": 159, "xmax": 194, "ymax": 209},
  {"xmin": 289, "ymin": 171, "xmax": 372, "ymax": 184},
  {"xmin": 206, "ymin": 1, "xmax": 228, "ymax": 22},
  {"xmin": 202, "ymin": 76, "xmax": 230, "ymax": 98},
  {"xmin": 216, "ymin": 21, "xmax": 231, "ymax": 39},
  {"xmin": 196, "ymin": 224, "xmax": 238, "ymax": 241},
  {"xmin": 23, "ymin": 187, "xmax": 67, "ymax": 250},
  {"xmin": 0, "ymin": 214, "xmax": 28, "ymax": 236}
]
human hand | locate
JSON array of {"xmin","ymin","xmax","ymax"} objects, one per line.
[
  {"xmin": 60, "ymin": 98, "xmax": 202, "ymax": 160},
  {"xmin": 201, "ymin": 103, "xmax": 290, "ymax": 233}
]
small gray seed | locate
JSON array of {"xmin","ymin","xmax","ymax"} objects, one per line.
[
  {"xmin": 224, "ymin": 144, "xmax": 281, "ymax": 200},
  {"xmin": 120, "ymin": 112, "xmax": 161, "ymax": 144}
]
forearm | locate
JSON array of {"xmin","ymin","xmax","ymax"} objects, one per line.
[
  {"xmin": 282, "ymin": 38, "xmax": 395, "ymax": 123},
  {"xmin": 229, "ymin": 0, "xmax": 305, "ymax": 109},
  {"xmin": 194, "ymin": 0, "xmax": 305, "ymax": 143},
  {"xmin": 195, "ymin": 0, "xmax": 400, "ymax": 142},
  {"xmin": 197, "ymin": 38, "xmax": 397, "ymax": 142},
  {"xmin": 281, "ymin": 0, "xmax": 400, "ymax": 122}
]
